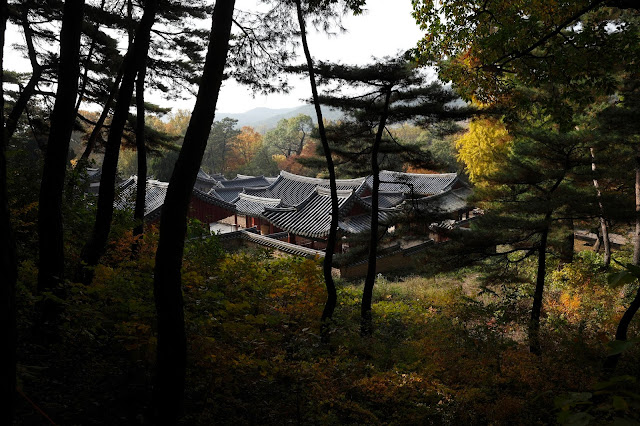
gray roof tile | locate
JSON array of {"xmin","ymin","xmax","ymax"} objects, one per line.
[
  {"xmin": 218, "ymin": 175, "xmax": 271, "ymax": 188},
  {"xmin": 235, "ymin": 193, "xmax": 283, "ymax": 216},
  {"xmin": 246, "ymin": 170, "xmax": 366, "ymax": 207},
  {"xmin": 114, "ymin": 176, "xmax": 168, "ymax": 219},
  {"xmin": 368, "ymin": 170, "xmax": 460, "ymax": 196},
  {"xmin": 262, "ymin": 187, "xmax": 358, "ymax": 238}
]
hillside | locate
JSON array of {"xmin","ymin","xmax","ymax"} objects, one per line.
[{"xmin": 216, "ymin": 104, "xmax": 344, "ymax": 131}]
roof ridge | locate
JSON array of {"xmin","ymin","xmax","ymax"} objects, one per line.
[
  {"xmin": 280, "ymin": 170, "xmax": 365, "ymax": 185},
  {"xmin": 316, "ymin": 186, "xmax": 354, "ymax": 198},
  {"xmin": 380, "ymin": 170, "xmax": 458, "ymax": 178},
  {"xmin": 237, "ymin": 192, "xmax": 282, "ymax": 204}
]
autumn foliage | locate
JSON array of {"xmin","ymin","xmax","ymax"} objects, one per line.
[{"xmin": 13, "ymin": 224, "xmax": 640, "ymax": 424}]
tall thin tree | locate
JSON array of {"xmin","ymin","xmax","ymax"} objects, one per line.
[
  {"xmin": 79, "ymin": 0, "xmax": 159, "ymax": 281},
  {"xmin": 37, "ymin": 0, "xmax": 85, "ymax": 292},
  {"xmin": 294, "ymin": 0, "xmax": 341, "ymax": 323},
  {"xmin": 152, "ymin": 0, "xmax": 235, "ymax": 422},
  {"xmin": 132, "ymin": 56, "xmax": 148, "ymax": 254}
]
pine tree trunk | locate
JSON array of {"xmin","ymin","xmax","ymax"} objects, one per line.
[
  {"xmin": 529, "ymin": 214, "xmax": 551, "ymax": 354},
  {"xmin": 604, "ymin": 285, "xmax": 640, "ymax": 371},
  {"xmin": 361, "ymin": 89, "xmax": 392, "ymax": 336},
  {"xmin": 559, "ymin": 218, "xmax": 574, "ymax": 265},
  {"xmin": 152, "ymin": 1, "xmax": 235, "ymax": 422},
  {"xmin": 132, "ymin": 59, "xmax": 148, "ymax": 255},
  {"xmin": 591, "ymin": 147, "xmax": 611, "ymax": 267},
  {"xmin": 0, "ymin": 0, "xmax": 18, "ymax": 421},
  {"xmin": 295, "ymin": 0, "xmax": 339, "ymax": 324},
  {"xmin": 79, "ymin": 0, "xmax": 158, "ymax": 282},
  {"xmin": 633, "ymin": 153, "xmax": 640, "ymax": 266},
  {"xmin": 37, "ymin": 0, "xmax": 85, "ymax": 292}
]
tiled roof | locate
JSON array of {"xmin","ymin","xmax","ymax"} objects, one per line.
[
  {"xmin": 115, "ymin": 177, "xmax": 236, "ymax": 221},
  {"xmin": 246, "ymin": 170, "xmax": 366, "ymax": 207},
  {"xmin": 338, "ymin": 215, "xmax": 371, "ymax": 235},
  {"xmin": 114, "ymin": 176, "xmax": 168, "ymax": 220},
  {"xmin": 262, "ymin": 187, "xmax": 358, "ymax": 238},
  {"xmin": 235, "ymin": 193, "xmax": 283, "ymax": 216},
  {"xmin": 86, "ymin": 167, "xmax": 102, "ymax": 182},
  {"xmin": 197, "ymin": 169, "xmax": 225, "ymax": 183},
  {"xmin": 359, "ymin": 191, "xmax": 406, "ymax": 209},
  {"xmin": 208, "ymin": 187, "xmax": 245, "ymax": 203},
  {"xmin": 408, "ymin": 187, "xmax": 471, "ymax": 215},
  {"xmin": 218, "ymin": 229, "xmax": 325, "ymax": 258},
  {"xmin": 240, "ymin": 231, "xmax": 325, "ymax": 258},
  {"xmin": 367, "ymin": 170, "xmax": 460, "ymax": 196},
  {"xmin": 218, "ymin": 175, "xmax": 271, "ymax": 188},
  {"xmin": 192, "ymin": 188, "xmax": 236, "ymax": 211}
]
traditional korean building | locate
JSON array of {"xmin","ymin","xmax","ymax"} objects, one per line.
[
  {"xmin": 244, "ymin": 170, "xmax": 366, "ymax": 206},
  {"xmin": 366, "ymin": 170, "xmax": 463, "ymax": 198},
  {"xmin": 114, "ymin": 176, "xmax": 236, "ymax": 225},
  {"xmin": 114, "ymin": 176, "xmax": 168, "ymax": 222},
  {"xmin": 194, "ymin": 169, "xmax": 224, "ymax": 192}
]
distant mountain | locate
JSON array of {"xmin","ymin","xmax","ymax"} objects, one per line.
[{"xmin": 216, "ymin": 104, "xmax": 344, "ymax": 132}]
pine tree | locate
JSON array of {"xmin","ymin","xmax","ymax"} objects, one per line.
[
  {"xmin": 37, "ymin": 0, "xmax": 85, "ymax": 292},
  {"xmin": 310, "ymin": 57, "xmax": 467, "ymax": 334},
  {"xmin": 152, "ymin": 1, "xmax": 235, "ymax": 421},
  {"xmin": 78, "ymin": 0, "xmax": 160, "ymax": 282}
]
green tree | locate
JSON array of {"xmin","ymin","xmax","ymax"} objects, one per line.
[
  {"xmin": 312, "ymin": 57, "xmax": 467, "ymax": 335},
  {"xmin": 263, "ymin": 114, "xmax": 314, "ymax": 157},
  {"xmin": 412, "ymin": 0, "xmax": 640, "ymax": 354},
  {"xmin": 203, "ymin": 117, "xmax": 241, "ymax": 175}
]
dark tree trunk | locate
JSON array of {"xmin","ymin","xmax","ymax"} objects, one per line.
[
  {"xmin": 79, "ymin": 66, "xmax": 124, "ymax": 162},
  {"xmin": 132, "ymin": 58, "xmax": 148, "ymax": 255},
  {"xmin": 79, "ymin": 0, "xmax": 158, "ymax": 282},
  {"xmin": 361, "ymin": 89, "xmax": 392, "ymax": 337},
  {"xmin": 0, "ymin": 0, "xmax": 18, "ymax": 421},
  {"xmin": 152, "ymin": 1, "xmax": 235, "ymax": 422},
  {"xmin": 558, "ymin": 218, "xmax": 574, "ymax": 265},
  {"xmin": 296, "ymin": 131, "xmax": 306, "ymax": 156},
  {"xmin": 604, "ymin": 285, "xmax": 640, "ymax": 371},
  {"xmin": 529, "ymin": 213, "xmax": 551, "ymax": 354},
  {"xmin": 633, "ymin": 153, "xmax": 640, "ymax": 266},
  {"xmin": 591, "ymin": 147, "xmax": 611, "ymax": 267},
  {"xmin": 295, "ymin": 0, "xmax": 339, "ymax": 325},
  {"xmin": 37, "ymin": 0, "xmax": 85, "ymax": 292}
]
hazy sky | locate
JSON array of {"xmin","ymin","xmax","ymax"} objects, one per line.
[
  {"xmin": 4, "ymin": 0, "xmax": 426, "ymax": 114},
  {"xmin": 215, "ymin": 0, "xmax": 426, "ymax": 113}
]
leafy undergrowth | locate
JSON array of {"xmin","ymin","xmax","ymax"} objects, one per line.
[{"xmin": 14, "ymin": 234, "xmax": 640, "ymax": 425}]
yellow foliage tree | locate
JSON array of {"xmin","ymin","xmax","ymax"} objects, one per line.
[
  {"xmin": 455, "ymin": 118, "xmax": 512, "ymax": 183},
  {"xmin": 228, "ymin": 126, "xmax": 262, "ymax": 171}
]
